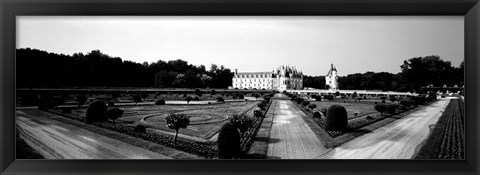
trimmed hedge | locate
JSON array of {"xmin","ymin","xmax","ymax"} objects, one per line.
[
  {"xmin": 85, "ymin": 101, "xmax": 108, "ymax": 124},
  {"xmin": 325, "ymin": 105, "xmax": 348, "ymax": 131},
  {"xmin": 217, "ymin": 122, "xmax": 241, "ymax": 159},
  {"xmin": 155, "ymin": 99, "xmax": 166, "ymax": 105}
]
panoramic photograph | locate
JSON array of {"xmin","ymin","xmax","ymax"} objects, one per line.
[{"xmin": 15, "ymin": 16, "xmax": 464, "ymax": 159}]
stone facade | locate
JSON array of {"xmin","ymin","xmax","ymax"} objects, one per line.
[{"xmin": 232, "ymin": 65, "xmax": 303, "ymax": 91}]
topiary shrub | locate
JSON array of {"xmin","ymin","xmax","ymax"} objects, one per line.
[
  {"xmin": 374, "ymin": 103, "xmax": 386, "ymax": 116},
  {"xmin": 38, "ymin": 94, "xmax": 55, "ymax": 109},
  {"xmin": 381, "ymin": 100, "xmax": 386, "ymax": 103},
  {"xmin": 185, "ymin": 96, "xmax": 193, "ymax": 104},
  {"xmin": 21, "ymin": 93, "xmax": 38, "ymax": 106},
  {"xmin": 325, "ymin": 105, "xmax": 348, "ymax": 131},
  {"xmin": 229, "ymin": 114, "xmax": 253, "ymax": 134},
  {"xmin": 315, "ymin": 95, "xmax": 322, "ymax": 101},
  {"xmin": 307, "ymin": 103, "xmax": 317, "ymax": 111},
  {"xmin": 263, "ymin": 95, "xmax": 271, "ymax": 103},
  {"xmin": 326, "ymin": 95, "xmax": 334, "ymax": 101},
  {"xmin": 320, "ymin": 107, "xmax": 327, "ymax": 116},
  {"xmin": 254, "ymin": 110, "xmax": 263, "ymax": 118},
  {"xmin": 397, "ymin": 105, "xmax": 407, "ymax": 111},
  {"xmin": 193, "ymin": 96, "xmax": 200, "ymax": 101},
  {"xmin": 155, "ymin": 99, "xmax": 166, "ymax": 105},
  {"xmin": 399, "ymin": 100, "xmax": 411, "ymax": 107},
  {"xmin": 105, "ymin": 108, "xmax": 124, "ymax": 124},
  {"xmin": 386, "ymin": 104, "xmax": 396, "ymax": 114},
  {"xmin": 366, "ymin": 115, "xmax": 373, "ymax": 120},
  {"xmin": 134, "ymin": 124, "xmax": 146, "ymax": 133},
  {"xmin": 217, "ymin": 122, "xmax": 241, "ymax": 159},
  {"xmin": 165, "ymin": 113, "xmax": 190, "ymax": 147},
  {"xmin": 85, "ymin": 100, "xmax": 108, "ymax": 124},
  {"xmin": 313, "ymin": 111, "xmax": 321, "ymax": 118},
  {"xmin": 257, "ymin": 103, "xmax": 267, "ymax": 111},
  {"xmin": 302, "ymin": 100, "xmax": 310, "ymax": 107}
]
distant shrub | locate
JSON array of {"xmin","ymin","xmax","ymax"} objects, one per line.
[
  {"xmin": 217, "ymin": 122, "xmax": 241, "ymax": 159},
  {"xmin": 21, "ymin": 93, "xmax": 38, "ymax": 106},
  {"xmin": 75, "ymin": 94, "xmax": 87, "ymax": 107},
  {"xmin": 390, "ymin": 96, "xmax": 397, "ymax": 103},
  {"xmin": 155, "ymin": 99, "xmax": 166, "ymax": 105},
  {"xmin": 108, "ymin": 101, "xmax": 115, "ymax": 107},
  {"xmin": 105, "ymin": 108, "xmax": 124, "ymax": 124},
  {"xmin": 302, "ymin": 100, "xmax": 310, "ymax": 106},
  {"xmin": 399, "ymin": 100, "xmax": 411, "ymax": 107},
  {"xmin": 374, "ymin": 103, "xmax": 387, "ymax": 116},
  {"xmin": 397, "ymin": 105, "xmax": 407, "ymax": 111},
  {"xmin": 380, "ymin": 96, "xmax": 387, "ymax": 100},
  {"xmin": 381, "ymin": 100, "xmax": 386, "ymax": 103},
  {"xmin": 320, "ymin": 107, "xmax": 327, "ymax": 116},
  {"xmin": 229, "ymin": 114, "xmax": 253, "ymax": 134},
  {"xmin": 85, "ymin": 100, "xmax": 108, "ymax": 124},
  {"xmin": 313, "ymin": 111, "xmax": 321, "ymax": 118},
  {"xmin": 185, "ymin": 96, "xmax": 193, "ymax": 104},
  {"xmin": 263, "ymin": 95, "xmax": 271, "ymax": 103},
  {"xmin": 133, "ymin": 124, "xmax": 146, "ymax": 133},
  {"xmin": 38, "ymin": 94, "xmax": 55, "ymax": 109},
  {"xmin": 366, "ymin": 115, "xmax": 374, "ymax": 120},
  {"xmin": 307, "ymin": 103, "xmax": 317, "ymax": 110},
  {"xmin": 315, "ymin": 95, "xmax": 322, "ymax": 101},
  {"xmin": 193, "ymin": 96, "xmax": 200, "ymax": 101},
  {"xmin": 257, "ymin": 103, "xmax": 267, "ymax": 111},
  {"xmin": 216, "ymin": 97, "xmax": 224, "ymax": 102},
  {"xmin": 326, "ymin": 95, "xmax": 334, "ymax": 101},
  {"xmin": 326, "ymin": 105, "xmax": 348, "ymax": 131},
  {"xmin": 254, "ymin": 110, "xmax": 263, "ymax": 118},
  {"xmin": 386, "ymin": 104, "xmax": 397, "ymax": 114},
  {"xmin": 132, "ymin": 95, "xmax": 142, "ymax": 104}
]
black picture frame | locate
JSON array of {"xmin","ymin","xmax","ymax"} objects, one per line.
[{"xmin": 1, "ymin": 0, "xmax": 479, "ymax": 175}]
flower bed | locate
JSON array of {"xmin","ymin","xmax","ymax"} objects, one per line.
[
  {"xmin": 239, "ymin": 100, "xmax": 272, "ymax": 154},
  {"xmin": 292, "ymin": 100, "xmax": 418, "ymax": 138}
]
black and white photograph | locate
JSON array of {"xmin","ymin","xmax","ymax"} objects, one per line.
[{"xmin": 15, "ymin": 16, "xmax": 465, "ymax": 159}]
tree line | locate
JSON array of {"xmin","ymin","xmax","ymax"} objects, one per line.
[
  {"xmin": 304, "ymin": 56, "xmax": 464, "ymax": 92},
  {"xmin": 17, "ymin": 48, "xmax": 463, "ymax": 92},
  {"xmin": 17, "ymin": 48, "xmax": 232, "ymax": 89}
]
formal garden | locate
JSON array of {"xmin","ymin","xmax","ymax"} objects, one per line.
[
  {"xmin": 18, "ymin": 90, "xmax": 274, "ymax": 159},
  {"xmin": 283, "ymin": 91, "xmax": 438, "ymax": 138}
]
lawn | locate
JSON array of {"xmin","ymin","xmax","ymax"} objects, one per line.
[{"xmin": 71, "ymin": 101, "xmax": 260, "ymax": 140}]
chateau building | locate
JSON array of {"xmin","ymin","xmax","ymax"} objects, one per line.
[
  {"xmin": 325, "ymin": 64, "xmax": 339, "ymax": 90},
  {"xmin": 231, "ymin": 65, "xmax": 303, "ymax": 91}
]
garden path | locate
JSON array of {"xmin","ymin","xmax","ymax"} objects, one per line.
[
  {"xmin": 16, "ymin": 110, "xmax": 172, "ymax": 159},
  {"xmin": 267, "ymin": 100, "xmax": 331, "ymax": 159},
  {"xmin": 315, "ymin": 98, "xmax": 451, "ymax": 159}
]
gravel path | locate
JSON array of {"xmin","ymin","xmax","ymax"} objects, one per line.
[
  {"xmin": 316, "ymin": 98, "xmax": 451, "ymax": 159},
  {"xmin": 267, "ymin": 100, "xmax": 330, "ymax": 159},
  {"xmin": 16, "ymin": 111, "xmax": 172, "ymax": 159}
]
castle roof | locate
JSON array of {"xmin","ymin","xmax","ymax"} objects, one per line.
[
  {"xmin": 236, "ymin": 72, "xmax": 273, "ymax": 75},
  {"xmin": 326, "ymin": 64, "xmax": 337, "ymax": 76}
]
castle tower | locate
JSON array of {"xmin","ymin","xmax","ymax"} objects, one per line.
[{"xmin": 326, "ymin": 64, "xmax": 338, "ymax": 90}]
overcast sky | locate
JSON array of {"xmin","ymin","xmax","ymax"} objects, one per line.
[{"xmin": 17, "ymin": 16, "xmax": 463, "ymax": 76}]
